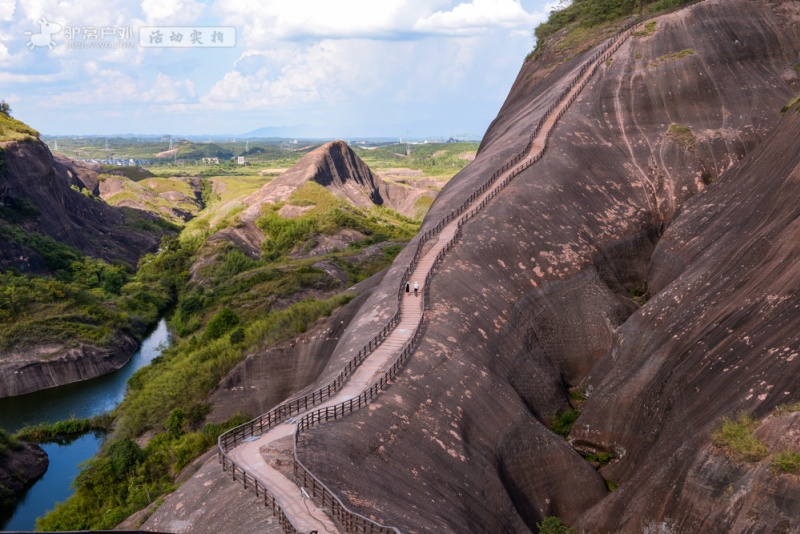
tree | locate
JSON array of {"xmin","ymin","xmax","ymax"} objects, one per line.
[{"xmin": 0, "ymin": 100, "xmax": 10, "ymax": 116}]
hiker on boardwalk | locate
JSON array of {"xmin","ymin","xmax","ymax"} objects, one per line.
[
  {"xmin": 414, "ymin": 281, "xmax": 419, "ymax": 297},
  {"xmin": 405, "ymin": 281, "xmax": 410, "ymax": 294}
]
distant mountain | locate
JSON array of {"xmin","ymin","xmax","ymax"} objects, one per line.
[{"xmin": 241, "ymin": 125, "xmax": 311, "ymax": 138}]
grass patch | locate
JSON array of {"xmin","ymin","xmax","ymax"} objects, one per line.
[
  {"xmin": 585, "ymin": 452, "xmax": 615, "ymax": 465},
  {"xmin": 774, "ymin": 402, "xmax": 800, "ymax": 417},
  {"xmin": 712, "ymin": 412, "xmax": 769, "ymax": 462},
  {"xmin": 605, "ymin": 56, "xmax": 614, "ymax": 66},
  {"xmin": 256, "ymin": 183, "xmax": 418, "ymax": 262},
  {"xmin": 413, "ymin": 196, "xmax": 434, "ymax": 221},
  {"xmin": 537, "ymin": 516, "xmax": 577, "ymax": 534},
  {"xmin": 0, "ymin": 427, "xmax": 22, "ymax": 457},
  {"xmin": 632, "ymin": 20, "xmax": 657, "ymax": 37},
  {"xmin": 606, "ymin": 479, "xmax": 619, "ymax": 491},
  {"xmin": 649, "ymin": 0, "xmax": 694, "ymax": 12},
  {"xmin": 781, "ymin": 94, "xmax": 800, "ymax": 114},
  {"xmin": 667, "ymin": 123, "xmax": 696, "ymax": 150},
  {"xmin": 569, "ymin": 384, "xmax": 588, "ymax": 402},
  {"xmin": 550, "ymin": 408, "xmax": 581, "ymax": 438},
  {"xmin": 771, "ymin": 450, "xmax": 800, "ymax": 474},
  {"xmin": 0, "ymin": 113, "xmax": 39, "ymax": 142},
  {"xmin": 14, "ymin": 414, "xmax": 113, "ymax": 444},
  {"xmin": 657, "ymin": 49, "xmax": 695, "ymax": 62}
]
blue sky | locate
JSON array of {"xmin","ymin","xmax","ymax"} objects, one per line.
[{"xmin": 0, "ymin": 0, "xmax": 555, "ymax": 138}]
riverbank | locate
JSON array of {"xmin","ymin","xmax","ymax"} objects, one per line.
[
  {"xmin": 0, "ymin": 332, "xmax": 138, "ymax": 399},
  {"xmin": 0, "ymin": 319, "xmax": 171, "ymax": 529}
]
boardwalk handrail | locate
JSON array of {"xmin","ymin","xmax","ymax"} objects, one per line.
[{"xmin": 217, "ymin": 2, "xmax": 707, "ymax": 531}]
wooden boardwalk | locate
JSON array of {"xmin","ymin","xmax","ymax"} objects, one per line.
[{"xmin": 225, "ymin": 19, "xmax": 641, "ymax": 532}]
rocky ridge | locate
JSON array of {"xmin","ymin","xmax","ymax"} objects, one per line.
[{"xmin": 139, "ymin": 1, "xmax": 800, "ymax": 532}]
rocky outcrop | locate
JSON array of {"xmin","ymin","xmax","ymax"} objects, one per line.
[
  {"xmin": 0, "ymin": 441, "xmax": 48, "ymax": 508},
  {"xmin": 0, "ymin": 139, "xmax": 169, "ymax": 271},
  {"xmin": 292, "ymin": 1, "xmax": 800, "ymax": 532},
  {"xmin": 212, "ymin": 140, "xmax": 433, "ymax": 255},
  {"xmin": 0, "ymin": 332, "xmax": 137, "ymax": 398}
]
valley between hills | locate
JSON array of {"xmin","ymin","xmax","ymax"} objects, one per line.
[{"xmin": 2, "ymin": 0, "xmax": 800, "ymax": 532}]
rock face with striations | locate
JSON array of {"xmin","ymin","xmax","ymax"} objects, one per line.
[
  {"xmin": 139, "ymin": 2, "xmax": 800, "ymax": 532},
  {"xmin": 292, "ymin": 2, "xmax": 800, "ymax": 532}
]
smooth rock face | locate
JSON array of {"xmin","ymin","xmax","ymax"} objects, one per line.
[{"xmin": 293, "ymin": 2, "xmax": 800, "ymax": 532}]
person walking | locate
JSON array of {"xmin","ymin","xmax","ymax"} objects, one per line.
[
  {"xmin": 413, "ymin": 281, "xmax": 419, "ymax": 297},
  {"xmin": 405, "ymin": 281, "xmax": 410, "ymax": 294}
]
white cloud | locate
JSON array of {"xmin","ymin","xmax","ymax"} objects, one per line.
[
  {"xmin": 415, "ymin": 0, "xmax": 545, "ymax": 35},
  {"xmin": 0, "ymin": 0, "xmax": 15, "ymax": 21},
  {"xmin": 140, "ymin": 0, "xmax": 204, "ymax": 24},
  {"xmin": 216, "ymin": 0, "xmax": 543, "ymax": 43}
]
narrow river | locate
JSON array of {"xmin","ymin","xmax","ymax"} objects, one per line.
[{"xmin": 0, "ymin": 318, "xmax": 171, "ymax": 531}]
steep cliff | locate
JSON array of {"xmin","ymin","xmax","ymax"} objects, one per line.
[
  {"xmin": 292, "ymin": 1, "xmax": 800, "ymax": 532},
  {"xmin": 0, "ymin": 139, "xmax": 169, "ymax": 272}
]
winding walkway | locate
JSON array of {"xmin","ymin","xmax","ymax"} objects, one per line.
[{"xmin": 218, "ymin": 11, "xmax": 665, "ymax": 532}]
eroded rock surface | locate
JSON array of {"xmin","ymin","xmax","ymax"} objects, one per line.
[
  {"xmin": 295, "ymin": 2, "xmax": 800, "ymax": 532},
  {"xmin": 0, "ymin": 140, "xmax": 167, "ymax": 272}
]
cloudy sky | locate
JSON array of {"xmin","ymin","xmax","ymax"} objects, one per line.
[{"xmin": 0, "ymin": 0, "xmax": 554, "ymax": 138}]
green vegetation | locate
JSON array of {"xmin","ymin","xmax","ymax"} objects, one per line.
[
  {"xmin": 585, "ymin": 451, "xmax": 615, "ymax": 465},
  {"xmin": 649, "ymin": 0, "xmax": 693, "ymax": 12},
  {"xmin": 774, "ymin": 402, "xmax": 800, "ymax": 417},
  {"xmin": 550, "ymin": 408, "xmax": 581, "ymax": 438},
  {"xmin": 0, "ymin": 109, "xmax": 38, "ymax": 142},
  {"xmin": 0, "ymin": 223, "xmax": 187, "ymax": 349},
  {"xmin": 606, "ymin": 479, "xmax": 619, "ymax": 491},
  {"xmin": 174, "ymin": 140, "xmax": 233, "ymax": 160},
  {"xmin": 352, "ymin": 142, "xmax": 478, "ymax": 179},
  {"xmin": 569, "ymin": 384, "xmax": 589, "ymax": 402},
  {"xmin": 99, "ymin": 165, "xmax": 154, "ymax": 182},
  {"xmin": 657, "ymin": 49, "xmax": 695, "ymax": 62},
  {"xmin": 771, "ymin": 450, "xmax": 800, "ymax": 474},
  {"xmin": 633, "ymin": 20, "xmax": 657, "ymax": 37},
  {"xmin": 35, "ymin": 412, "xmax": 249, "ymax": 531},
  {"xmin": 414, "ymin": 196, "xmax": 435, "ymax": 221},
  {"xmin": 534, "ymin": 0, "xmax": 640, "ymax": 43},
  {"xmin": 14, "ymin": 414, "xmax": 113, "ymax": 444},
  {"xmin": 667, "ymin": 123, "xmax": 696, "ymax": 150},
  {"xmin": 0, "ymin": 426, "xmax": 22, "ymax": 457},
  {"xmin": 537, "ymin": 516, "xmax": 577, "ymax": 534},
  {"xmin": 605, "ymin": 56, "xmax": 614, "ymax": 66},
  {"xmin": 119, "ymin": 293, "xmax": 354, "ymax": 436},
  {"xmin": 257, "ymin": 182, "xmax": 418, "ymax": 261},
  {"xmin": 712, "ymin": 412, "xmax": 769, "ymax": 462},
  {"xmin": 781, "ymin": 94, "xmax": 800, "ymax": 114}
]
